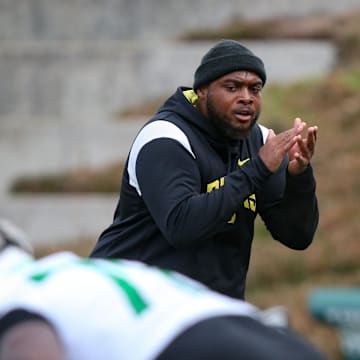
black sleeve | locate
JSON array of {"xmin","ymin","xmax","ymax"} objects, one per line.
[
  {"xmin": 136, "ymin": 138, "xmax": 272, "ymax": 248},
  {"xmin": 259, "ymin": 165, "xmax": 319, "ymax": 249}
]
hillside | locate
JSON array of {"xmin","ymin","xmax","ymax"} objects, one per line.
[
  {"xmin": 28, "ymin": 64, "xmax": 359, "ymax": 359},
  {"xmin": 247, "ymin": 66, "xmax": 360, "ymax": 359},
  {"xmin": 12, "ymin": 12, "xmax": 360, "ymax": 359}
]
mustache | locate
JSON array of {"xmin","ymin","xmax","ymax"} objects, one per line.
[{"xmin": 233, "ymin": 106, "xmax": 255, "ymax": 116}]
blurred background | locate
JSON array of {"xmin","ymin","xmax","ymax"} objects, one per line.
[{"xmin": 1, "ymin": 1, "xmax": 360, "ymax": 358}]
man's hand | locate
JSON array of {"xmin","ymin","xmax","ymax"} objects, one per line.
[
  {"xmin": 259, "ymin": 118, "xmax": 318, "ymax": 174},
  {"xmin": 259, "ymin": 119, "xmax": 306, "ymax": 173},
  {"xmin": 287, "ymin": 118, "xmax": 318, "ymax": 176}
]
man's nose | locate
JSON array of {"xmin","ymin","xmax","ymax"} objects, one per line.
[{"xmin": 237, "ymin": 88, "xmax": 253, "ymax": 103}]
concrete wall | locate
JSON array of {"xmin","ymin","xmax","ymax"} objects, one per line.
[
  {"xmin": 0, "ymin": 0, "xmax": 354, "ymax": 244},
  {"xmin": 1, "ymin": 0, "xmax": 360, "ymax": 41},
  {"xmin": 0, "ymin": 41, "xmax": 202, "ymax": 120},
  {"xmin": 0, "ymin": 40, "xmax": 335, "ymax": 121},
  {"xmin": 1, "ymin": 0, "xmax": 357, "ymax": 121}
]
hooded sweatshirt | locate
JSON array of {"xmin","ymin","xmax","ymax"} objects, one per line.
[{"xmin": 91, "ymin": 87, "xmax": 318, "ymax": 299}]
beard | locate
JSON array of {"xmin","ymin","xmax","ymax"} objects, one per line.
[{"xmin": 206, "ymin": 92, "xmax": 259, "ymax": 140}]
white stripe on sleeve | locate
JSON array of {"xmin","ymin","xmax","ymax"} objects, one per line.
[
  {"xmin": 258, "ymin": 124, "xmax": 269, "ymax": 145},
  {"xmin": 128, "ymin": 120, "xmax": 195, "ymax": 196}
]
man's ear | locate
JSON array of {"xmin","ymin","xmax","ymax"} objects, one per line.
[{"xmin": 196, "ymin": 85, "xmax": 207, "ymax": 100}]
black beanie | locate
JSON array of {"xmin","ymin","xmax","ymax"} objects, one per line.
[{"xmin": 193, "ymin": 39, "xmax": 266, "ymax": 90}]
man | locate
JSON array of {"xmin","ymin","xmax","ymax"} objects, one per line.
[
  {"xmin": 0, "ymin": 219, "xmax": 325, "ymax": 360},
  {"xmin": 0, "ymin": 219, "xmax": 65, "ymax": 360},
  {"xmin": 91, "ymin": 39, "xmax": 319, "ymax": 299}
]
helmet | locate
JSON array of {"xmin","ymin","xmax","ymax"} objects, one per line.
[{"xmin": 0, "ymin": 218, "xmax": 33, "ymax": 255}]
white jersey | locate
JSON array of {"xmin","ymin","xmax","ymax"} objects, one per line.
[{"xmin": 0, "ymin": 249, "xmax": 259, "ymax": 360}]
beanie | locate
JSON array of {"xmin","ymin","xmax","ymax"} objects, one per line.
[{"xmin": 193, "ymin": 39, "xmax": 266, "ymax": 90}]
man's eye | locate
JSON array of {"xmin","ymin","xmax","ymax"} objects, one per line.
[
  {"xmin": 251, "ymin": 86, "xmax": 262, "ymax": 94},
  {"xmin": 226, "ymin": 86, "xmax": 237, "ymax": 92}
]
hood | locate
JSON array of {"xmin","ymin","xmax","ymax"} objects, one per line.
[{"xmin": 156, "ymin": 87, "xmax": 242, "ymax": 155}]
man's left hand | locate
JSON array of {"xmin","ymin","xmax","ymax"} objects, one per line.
[{"xmin": 287, "ymin": 117, "xmax": 318, "ymax": 176}]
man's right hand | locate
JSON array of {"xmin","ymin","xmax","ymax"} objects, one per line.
[{"xmin": 258, "ymin": 119, "xmax": 306, "ymax": 173}]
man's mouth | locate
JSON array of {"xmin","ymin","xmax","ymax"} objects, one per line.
[{"xmin": 234, "ymin": 109, "xmax": 254, "ymax": 122}]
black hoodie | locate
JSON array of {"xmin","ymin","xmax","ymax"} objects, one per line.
[{"xmin": 91, "ymin": 87, "xmax": 319, "ymax": 299}]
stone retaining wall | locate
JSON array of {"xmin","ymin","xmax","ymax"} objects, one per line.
[
  {"xmin": 1, "ymin": 0, "xmax": 360, "ymax": 41},
  {"xmin": 0, "ymin": 40, "xmax": 335, "ymax": 120}
]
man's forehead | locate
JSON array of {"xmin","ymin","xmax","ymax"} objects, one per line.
[{"xmin": 220, "ymin": 70, "xmax": 263, "ymax": 83}]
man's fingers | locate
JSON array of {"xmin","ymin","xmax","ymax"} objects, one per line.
[
  {"xmin": 266, "ymin": 129, "xmax": 276, "ymax": 141},
  {"xmin": 284, "ymin": 132, "xmax": 301, "ymax": 151},
  {"xmin": 313, "ymin": 125, "xmax": 318, "ymax": 140},
  {"xmin": 300, "ymin": 126, "xmax": 318, "ymax": 157},
  {"xmin": 307, "ymin": 126, "xmax": 318, "ymax": 149},
  {"xmin": 290, "ymin": 152, "xmax": 308, "ymax": 173},
  {"xmin": 293, "ymin": 117, "xmax": 302, "ymax": 128}
]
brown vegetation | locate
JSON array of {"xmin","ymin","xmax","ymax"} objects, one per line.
[
  {"xmin": 181, "ymin": 10, "xmax": 360, "ymax": 41},
  {"xmin": 19, "ymin": 12, "xmax": 360, "ymax": 359},
  {"xmin": 31, "ymin": 65, "xmax": 360, "ymax": 359},
  {"xmin": 11, "ymin": 162, "xmax": 125, "ymax": 194}
]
